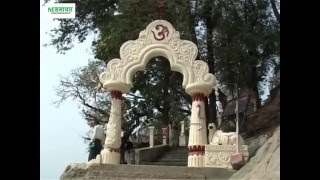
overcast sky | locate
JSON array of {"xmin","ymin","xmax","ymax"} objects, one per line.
[{"xmin": 40, "ymin": 1, "xmax": 93, "ymax": 179}]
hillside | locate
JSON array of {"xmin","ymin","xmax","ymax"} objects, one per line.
[
  {"xmin": 241, "ymin": 95, "xmax": 280, "ymax": 139},
  {"xmin": 231, "ymin": 126, "xmax": 280, "ymax": 179},
  {"xmin": 231, "ymin": 94, "xmax": 280, "ymax": 179}
]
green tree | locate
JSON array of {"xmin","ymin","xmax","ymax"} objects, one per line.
[
  {"xmin": 46, "ymin": 0, "xmax": 279, "ymax": 142},
  {"xmin": 212, "ymin": 0, "xmax": 280, "ymax": 105},
  {"xmin": 46, "ymin": 0, "xmax": 198, "ymax": 141},
  {"xmin": 54, "ymin": 60, "xmax": 144, "ymax": 150}
]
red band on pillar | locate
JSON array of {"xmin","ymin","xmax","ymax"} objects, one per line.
[
  {"xmin": 110, "ymin": 90, "xmax": 123, "ymax": 100},
  {"xmin": 108, "ymin": 148, "xmax": 120, "ymax": 153},
  {"xmin": 188, "ymin": 145, "xmax": 205, "ymax": 156},
  {"xmin": 191, "ymin": 93, "xmax": 206, "ymax": 102}
]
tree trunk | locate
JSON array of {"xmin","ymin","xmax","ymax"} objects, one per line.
[
  {"xmin": 270, "ymin": 0, "xmax": 280, "ymax": 25},
  {"xmin": 217, "ymin": 88, "xmax": 228, "ymax": 110},
  {"xmin": 250, "ymin": 65, "xmax": 261, "ymax": 108},
  {"xmin": 162, "ymin": 59, "xmax": 171, "ymax": 125},
  {"xmin": 245, "ymin": 0, "xmax": 261, "ymax": 109},
  {"xmin": 204, "ymin": 1, "xmax": 217, "ymax": 125},
  {"xmin": 120, "ymin": 123, "xmax": 138, "ymax": 164},
  {"xmin": 188, "ymin": 0, "xmax": 200, "ymax": 60}
]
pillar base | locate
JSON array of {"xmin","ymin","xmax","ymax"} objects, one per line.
[
  {"xmin": 100, "ymin": 148, "xmax": 121, "ymax": 164},
  {"xmin": 87, "ymin": 154, "xmax": 102, "ymax": 164},
  {"xmin": 188, "ymin": 145, "xmax": 205, "ymax": 167},
  {"xmin": 179, "ymin": 135, "xmax": 186, "ymax": 146},
  {"xmin": 188, "ymin": 154, "xmax": 205, "ymax": 167}
]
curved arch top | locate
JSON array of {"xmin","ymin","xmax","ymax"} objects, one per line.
[{"xmin": 99, "ymin": 20, "xmax": 216, "ymax": 96}]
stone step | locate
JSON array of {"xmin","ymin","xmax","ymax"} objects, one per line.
[
  {"xmin": 61, "ymin": 163, "xmax": 236, "ymax": 180},
  {"xmin": 165, "ymin": 153, "xmax": 188, "ymax": 156},
  {"xmin": 142, "ymin": 161, "xmax": 188, "ymax": 166},
  {"xmin": 158, "ymin": 155, "xmax": 188, "ymax": 159},
  {"xmin": 164, "ymin": 152, "xmax": 188, "ymax": 155},
  {"xmin": 161, "ymin": 155, "xmax": 187, "ymax": 158},
  {"xmin": 158, "ymin": 156, "xmax": 188, "ymax": 159},
  {"xmin": 147, "ymin": 147, "xmax": 189, "ymax": 166},
  {"xmin": 158, "ymin": 157, "xmax": 188, "ymax": 161},
  {"xmin": 167, "ymin": 148, "xmax": 188, "ymax": 151},
  {"xmin": 169, "ymin": 149, "xmax": 188, "ymax": 152}
]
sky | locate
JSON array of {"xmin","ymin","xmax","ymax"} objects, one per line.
[{"xmin": 40, "ymin": 1, "xmax": 93, "ymax": 179}]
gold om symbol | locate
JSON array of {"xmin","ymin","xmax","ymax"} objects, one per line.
[{"xmin": 151, "ymin": 24, "xmax": 169, "ymax": 41}]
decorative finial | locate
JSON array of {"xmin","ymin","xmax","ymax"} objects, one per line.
[{"xmin": 157, "ymin": 0, "xmax": 166, "ymax": 19}]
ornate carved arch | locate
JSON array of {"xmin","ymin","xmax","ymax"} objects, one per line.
[
  {"xmin": 98, "ymin": 20, "xmax": 218, "ymax": 167},
  {"xmin": 99, "ymin": 20, "xmax": 216, "ymax": 96}
]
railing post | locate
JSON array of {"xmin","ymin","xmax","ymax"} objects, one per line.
[
  {"xmin": 162, "ymin": 127, "xmax": 168, "ymax": 145},
  {"xmin": 179, "ymin": 121, "xmax": 186, "ymax": 146},
  {"xmin": 149, "ymin": 126, "xmax": 155, "ymax": 148}
]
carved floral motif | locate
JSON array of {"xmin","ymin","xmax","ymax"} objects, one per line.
[
  {"xmin": 205, "ymin": 145, "xmax": 249, "ymax": 169},
  {"xmin": 206, "ymin": 152, "xmax": 231, "ymax": 167},
  {"xmin": 168, "ymin": 40, "xmax": 198, "ymax": 65}
]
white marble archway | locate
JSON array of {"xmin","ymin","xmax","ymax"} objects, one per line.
[{"xmin": 99, "ymin": 20, "xmax": 217, "ymax": 167}]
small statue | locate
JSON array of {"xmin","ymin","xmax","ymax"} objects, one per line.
[{"xmin": 208, "ymin": 123, "xmax": 245, "ymax": 146}]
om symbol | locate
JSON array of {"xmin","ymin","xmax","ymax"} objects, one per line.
[{"xmin": 151, "ymin": 24, "xmax": 169, "ymax": 41}]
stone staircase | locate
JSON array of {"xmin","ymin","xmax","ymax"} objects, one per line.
[
  {"xmin": 61, "ymin": 163, "xmax": 236, "ymax": 180},
  {"xmin": 61, "ymin": 147, "xmax": 237, "ymax": 179},
  {"xmin": 141, "ymin": 147, "xmax": 188, "ymax": 166}
]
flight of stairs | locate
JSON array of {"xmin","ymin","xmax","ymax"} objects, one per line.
[
  {"xmin": 61, "ymin": 163, "xmax": 236, "ymax": 180},
  {"xmin": 61, "ymin": 147, "xmax": 236, "ymax": 179},
  {"xmin": 141, "ymin": 147, "xmax": 188, "ymax": 166}
]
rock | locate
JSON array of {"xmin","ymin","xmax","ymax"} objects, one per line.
[
  {"xmin": 230, "ymin": 126, "xmax": 280, "ymax": 180},
  {"xmin": 245, "ymin": 133, "xmax": 269, "ymax": 158}
]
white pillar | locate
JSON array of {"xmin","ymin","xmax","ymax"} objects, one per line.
[
  {"xmin": 149, "ymin": 126, "xmax": 155, "ymax": 148},
  {"xmin": 179, "ymin": 121, "xmax": 186, "ymax": 146},
  {"xmin": 180, "ymin": 121, "xmax": 185, "ymax": 135},
  {"xmin": 100, "ymin": 90, "xmax": 122, "ymax": 164},
  {"xmin": 188, "ymin": 93, "xmax": 207, "ymax": 167},
  {"xmin": 162, "ymin": 127, "xmax": 168, "ymax": 145}
]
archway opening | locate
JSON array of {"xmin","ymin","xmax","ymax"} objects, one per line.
[{"xmin": 126, "ymin": 56, "xmax": 191, "ymax": 147}]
